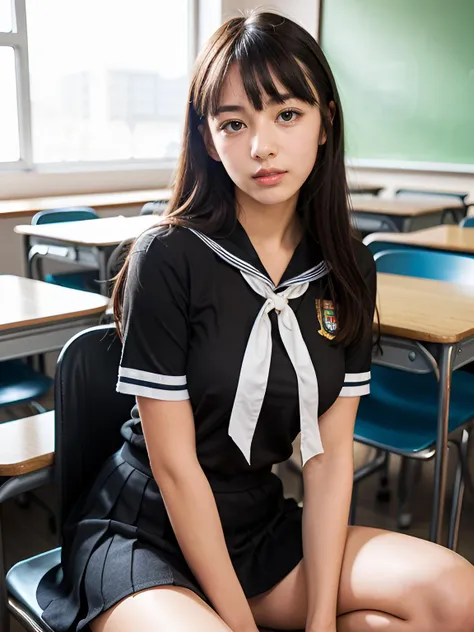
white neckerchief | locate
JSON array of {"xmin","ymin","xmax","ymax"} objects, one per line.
[{"xmin": 188, "ymin": 228, "xmax": 330, "ymax": 467}]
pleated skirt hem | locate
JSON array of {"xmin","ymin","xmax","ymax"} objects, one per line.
[{"xmin": 37, "ymin": 444, "xmax": 303, "ymax": 632}]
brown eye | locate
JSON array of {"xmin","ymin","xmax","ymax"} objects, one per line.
[
  {"xmin": 223, "ymin": 120, "xmax": 244, "ymax": 133},
  {"xmin": 277, "ymin": 110, "xmax": 299, "ymax": 123}
]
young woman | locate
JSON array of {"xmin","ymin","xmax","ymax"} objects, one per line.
[{"xmin": 38, "ymin": 11, "xmax": 474, "ymax": 632}]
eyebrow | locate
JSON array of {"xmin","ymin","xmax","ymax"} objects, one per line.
[{"xmin": 214, "ymin": 93, "xmax": 296, "ymax": 116}]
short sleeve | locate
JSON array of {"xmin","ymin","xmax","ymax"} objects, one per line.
[
  {"xmin": 339, "ymin": 243, "xmax": 377, "ymax": 398},
  {"xmin": 116, "ymin": 229, "xmax": 190, "ymax": 401}
]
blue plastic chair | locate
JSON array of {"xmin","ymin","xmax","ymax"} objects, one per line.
[
  {"xmin": 460, "ymin": 216, "xmax": 474, "ymax": 228},
  {"xmin": 0, "ymin": 360, "xmax": 52, "ymax": 413},
  {"xmin": 139, "ymin": 200, "xmax": 169, "ymax": 215},
  {"xmin": 30, "ymin": 207, "xmax": 99, "ymax": 293},
  {"xmin": 352, "ymin": 248, "xmax": 474, "ymax": 546}
]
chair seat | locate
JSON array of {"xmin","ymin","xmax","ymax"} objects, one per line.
[
  {"xmin": 0, "ymin": 361, "xmax": 52, "ymax": 408},
  {"xmin": 355, "ymin": 365, "xmax": 474, "ymax": 453},
  {"xmin": 6, "ymin": 547, "xmax": 61, "ymax": 631},
  {"xmin": 45, "ymin": 270, "xmax": 99, "ymax": 293}
]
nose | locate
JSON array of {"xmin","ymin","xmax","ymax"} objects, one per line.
[{"xmin": 250, "ymin": 122, "xmax": 278, "ymax": 161}]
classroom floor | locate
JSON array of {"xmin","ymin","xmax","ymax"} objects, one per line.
[{"xmin": 2, "ymin": 397, "xmax": 474, "ymax": 632}]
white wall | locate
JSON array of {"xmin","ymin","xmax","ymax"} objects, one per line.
[{"xmin": 221, "ymin": 0, "xmax": 320, "ymax": 37}]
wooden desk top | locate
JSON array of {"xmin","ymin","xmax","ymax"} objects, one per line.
[
  {"xmin": 365, "ymin": 225, "xmax": 474, "ymax": 256},
  {"xmin": 377, "ymin": 272, "xmax": 474, "ymax": 343},
  {"xmin": 14, "ymin": 213, "xmax": 159, "ymax": 247},
  {"xmin": 0, "ymin": 275, "xmax": 110, "ymax": 332},
  {"xmin": 0, "ymin": 411, "xmax": 54, "ymax": 476},
  {"xmin": 0, "ymin": 188, "xmax": 171, "ymax": 219},
  {"xmin": 351, "ymin": 195, "xmax": 460, "ymax": 216}
]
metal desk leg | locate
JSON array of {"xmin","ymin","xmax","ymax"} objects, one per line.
[
  {"xmin": 430, "ymin": 344, "xmax": 455, "ymax": 544},
  {"xmin": 97, "ymin": 248, "xmax": 109, "ymax": 296},
  {"xmin": 24, "ymin": 235, "xmax": 32, "ymax": 279}
]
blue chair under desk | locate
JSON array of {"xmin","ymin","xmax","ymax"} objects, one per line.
[
  {"xmin": 29, "ymin": 207, "xmax": 100, "ymax": 293},
  {"xmin": 351, "ymin": 247, "xmax": 474, "ymax": 550},
  {"xmin": 460, "ymin": 216, "xmax": 474, "ymax": 228}
]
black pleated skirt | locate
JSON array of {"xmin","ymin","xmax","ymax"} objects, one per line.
[{"xmin": 37, "ymin": 442, "xmax": 303, "ymax": 631}]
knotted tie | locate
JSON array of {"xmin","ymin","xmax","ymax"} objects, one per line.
[{"xmin": 228, "ymin": 271, "xmax": 324, "ymax": 467}]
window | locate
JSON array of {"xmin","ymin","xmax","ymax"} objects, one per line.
[
  {"xmin": 1, "ymin": 0, "xmax": 193, "ymax": 169},
  {"xmin": 0, "ymin": 0, "xmax": 13, "ymax": 32},
  {"xmin": 0, "ymin": 47, "xmax": 20, "ymax": 161}
]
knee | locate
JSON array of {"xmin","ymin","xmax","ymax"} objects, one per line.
[{"xmin": 427, "ymin": 562, "xmax": 474, "ymax": 632}]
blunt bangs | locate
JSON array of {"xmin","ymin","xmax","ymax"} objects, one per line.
[{"xmin": 193, "ymin": 19, "xmax": 320, "ymax": 118}]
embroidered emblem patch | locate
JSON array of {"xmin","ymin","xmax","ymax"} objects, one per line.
[{"xmin": 315, "ymin": 299, "xmax": 337, "ymax": 340}]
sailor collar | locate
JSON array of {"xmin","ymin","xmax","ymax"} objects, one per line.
[{"xmin": 187, "ymin": 222, "xmax": 331, "ymax": 467}]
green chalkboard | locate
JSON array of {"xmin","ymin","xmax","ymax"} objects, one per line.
[{"xmin": 320, "ymin": 0, "xmax": 474, "ymax": 170}]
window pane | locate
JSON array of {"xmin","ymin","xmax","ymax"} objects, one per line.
[
  {"xmin": 0, "ymin": 0, "xmax": 13, "ymax": 32},
  {"xmin": 0, "ymin": 47, "xmax": 20, "ymax": 162},
  {"xmin": 26, "ymin": 0, "xmax": 189, "ymax": 163}
]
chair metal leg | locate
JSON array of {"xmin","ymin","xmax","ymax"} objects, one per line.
[
  {"xmin": 397, "ymin": 458, "xmax": 422, "ymax": 530},
  {"xmin": 430, "ymin": 344, "xmax": 455, "ymax": 544},
  {"xmin": 0, "ymin": 505, "xmax": 10, "ymax": 632},
  {"xmin": 375, "ymin": 451, "xmax": 391, "ymax": 502},
  {"xmin": 349, "ymin": 484, "xmax": 358, "ymax": 525},
  {"xmin": 447, "ymin": 429, "xmax": 470, "ymax": 551}
]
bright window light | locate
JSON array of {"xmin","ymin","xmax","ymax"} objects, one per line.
[{"xmin": 26, "ymin": 0, "xmax": 189, "ymax": 164}]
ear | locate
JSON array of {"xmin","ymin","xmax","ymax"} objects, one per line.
[
  {"xmin": 319, "ymin": 100, "xmax": 336, "ymax": 146},
  {"xmin": 199, "ymin": 122, "xmax": 221, "ymax": 162}
]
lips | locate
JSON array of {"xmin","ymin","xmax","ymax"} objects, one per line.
[
  {"xmin": 252, "ymin": 169, "xmax": 287, "ymax": 185},
  {"xmin": 252, "ymin": 169, "xmax": 286, "ymax": 178}
]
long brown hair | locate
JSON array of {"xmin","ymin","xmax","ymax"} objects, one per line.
[{"xmin": 113, "ymin": 11, "xmax": 375, "ymax": 345}]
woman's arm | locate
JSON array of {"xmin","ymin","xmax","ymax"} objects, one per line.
[
  {"xmin": 302, "ymin": 396, "xmax": 360, "ymax": 632},
  {"xmin": 137, "ymin": 396, "xmax": 259, "ymax": 632}
]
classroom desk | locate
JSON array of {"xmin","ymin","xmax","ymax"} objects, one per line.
[
  {"xmin": 0, "ymin": 275, "xmax": 110, "ymax": 361},
  {"xmin": 0, "ymin": 188, "xmax": 171, "ymax": 219},
  {"xmin": 350, "ymin": 195, "xmax": 463, "ymax": 234},
  {"xmin": 364, "ymin": 225, "xmax": 474, "ymax": 256},
  {"xmin": 348, "ymin": 183, "xmax": 383, "ymax": 196},
  {"xmin": 375, "ymin": 272, "xmax": 474, "ymax": 544},
  {"xmin": 14, "ymin": 214, "xmax": 159, "ymax": 295}
]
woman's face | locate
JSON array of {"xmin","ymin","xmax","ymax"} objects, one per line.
[{"xmin": 204, "ymin": 63, "xmax": 324, "ymax": 208}]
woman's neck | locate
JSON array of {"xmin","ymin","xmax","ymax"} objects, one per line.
[{"xmin": 235, "ymin": 188, "xmax": 302, "ymax": 252}]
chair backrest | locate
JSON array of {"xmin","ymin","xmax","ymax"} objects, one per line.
[
  {"xmin": 364, "ymin": 239, "xmax": 411, "ymax": 258},
  {"xmin": 374, "ymin": 248, "xmax": 474, "ymax": 286},
  {"xmin": 140, "ymin": 200, "xmax": 169, "ymax": 215},
  {"xmin": 32, "ymin": 207, "xmax": 99, "ymax": 225},
  {"xmin": 394, "ymin": 189, "xmax": 468, "ymax": 209},
  {"xmin": 460, "ymin": 216, "xmax": 474, "ymax": 228},
  {"xmin": 106, "ymin": 238, "xmax": 134, "ymax": 283},
  {"xmin": 54, "ymin": 324, "xmax": 134, "ymax": 527}
]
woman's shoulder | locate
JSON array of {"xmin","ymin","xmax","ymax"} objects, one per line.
[{"xmin": 132, "ymin": 223, "xmax": 196, "ymax": 258}]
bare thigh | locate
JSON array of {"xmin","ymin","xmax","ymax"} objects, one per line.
[
  {"xmin": 90, "ymin": 585, "xmax": 232, "ymax": 632},
  {"xmin": 249, "ymin": 525, "xmax": 474, "ymax": 631}
]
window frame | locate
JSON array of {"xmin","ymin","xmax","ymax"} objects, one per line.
[{"xmin": 0, "ymin": 0, "xmax": 198, "ymax": 173}]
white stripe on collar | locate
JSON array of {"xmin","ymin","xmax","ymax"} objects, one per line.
[
  {"xmin": 188, "ymin": 228, "xmax": 330, "ymax": 291},
  {"xmin": 188, "ymin": 227, "xmax": 330, "ymax": 467}
]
